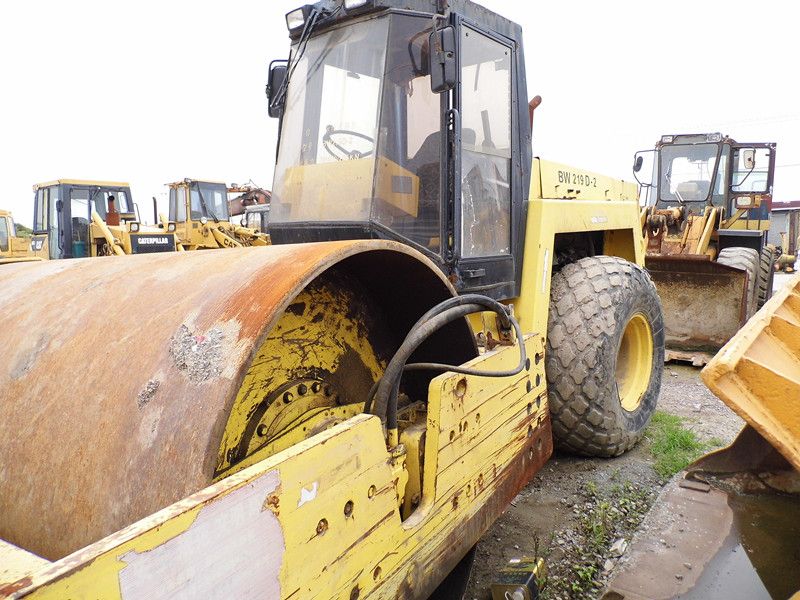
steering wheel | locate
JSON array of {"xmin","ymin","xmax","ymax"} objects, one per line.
[{"xmin": 322, "ymin": 125, "xmax": 374, "ymax": 161}]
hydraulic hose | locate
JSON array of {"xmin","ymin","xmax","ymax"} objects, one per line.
[{"xmin": 369, "ymin": 294, "xmax": 526, "ymax": 437}]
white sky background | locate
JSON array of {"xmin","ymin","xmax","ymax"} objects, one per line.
[{"xmin": 2, "ymin": 0, "xmax": 799, "ymax": 227}]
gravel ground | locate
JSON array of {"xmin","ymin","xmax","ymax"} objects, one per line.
[{"xmin": 465, "ymin": 364, "xmax": 743, "ymax": 600}]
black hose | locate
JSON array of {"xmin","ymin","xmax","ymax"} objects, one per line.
[
  {"xmin": 404, "ymin": 313, "xmax": 525, "ymax": 377},
  {"xmin": 369, "ymin": 297, "xmax": 527, "ymax": 432},
  {"xmin": 371, "ymin": 303, "xmax": 485, "ymax": 430}
]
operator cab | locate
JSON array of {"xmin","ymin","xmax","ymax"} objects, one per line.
[
  {"xmin": 32, "ymin": 180, "xmax": 135, "ymax": 259},
  {"xmin": 267, "ymin": 0, "xmax": 531, "ymax": 299},
  {"xmin": 167, "ymin": 179, "xmax": 231, "ymax": 225},
  {"xmin": 634, "ymin": 133, "xmax": 776, "ymax": 223}
]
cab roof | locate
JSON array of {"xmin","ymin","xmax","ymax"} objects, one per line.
[
  {"xmin": 33, "ymin": 179, "xmax": 131, "ymax": 190},
  {"xmin": 166, "ymin": 179, "xmax": 228, "ymax": 187},
  {"xmin": 296, "ymin": 0, "xmax": 522, "ymax": 44}
]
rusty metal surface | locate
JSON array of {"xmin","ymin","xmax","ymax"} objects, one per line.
[
  {"xmin": 0, "ymin": 240, "xmax": 457, "ymax": 561},
  {"xmin": 646, "ymin": 256, "xmax": 748, "ymax": 354}
]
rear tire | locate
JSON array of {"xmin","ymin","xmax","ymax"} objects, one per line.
[
  {"xmin": 756, "ymin": 244, "xmax": 776, "ymax": 310},
  {"xmin": 717, "ymin": 247, "xmax": 760, "ymax": 318},
  {"xmin": 545, "ymin": 256, "xmax": 664, "ymax": 457}
]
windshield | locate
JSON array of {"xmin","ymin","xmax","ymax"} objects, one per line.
[
  {"xmin": 86, "ymin": 188, "xmax": 132, "ymax": 219},
  {"xmin": 190, "ymin": 182, "xmax": 229, "ymax": 221},
  {"xmin": 271, "ymin": 15, "xmax": 443, "ymax": 252},
  {"xmin": 658, "ymin": 143, "xmax": 722, "ymax": 204}
]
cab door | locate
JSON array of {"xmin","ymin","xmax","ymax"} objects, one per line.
[
  {"xmin": 453, "ymin": 21, "xmax": 521, "ymax": 299},
  {"xmin": 729, "ymin": 142, "xmax": 776, "ymax": 227}
]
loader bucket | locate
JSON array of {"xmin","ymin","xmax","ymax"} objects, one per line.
[
  {"xmin": 645, "ymin": 255, "xmax": 749, "ymax": 365},
  {"xmin": 602, "ymin": 273, "xmax": 800, "ymax": 600},
  {"xmin": 701, "ymin": 272, "xmax": 800, "ymax": 472}
]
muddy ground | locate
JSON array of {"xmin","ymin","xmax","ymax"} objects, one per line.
[{"xmin": 464, "ymin": 364, "xmax": 743, "ymax": 599}]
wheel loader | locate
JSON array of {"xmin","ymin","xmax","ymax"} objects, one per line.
[
  {"xmin": 0, "ymin": 210, "xmax": 45, "ymax": 265},
  {"xmin": 163, "ymin": 178, "xmax": 270, "ymax": 249},
  {"xmin": 0, "ymin": 2, "xmax": 663, "ymax": 598},
  {"xmin": 634, "ymin": 134, "xmax": 777, "ymax": 365},
  {"xmin": 29, "ymin": 179, "xmax": 178, "ymax": 258}
]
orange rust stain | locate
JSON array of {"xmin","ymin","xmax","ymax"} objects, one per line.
[{"xmin": 0, "ymin": 576, "xmax": 32, "ymax": 596}]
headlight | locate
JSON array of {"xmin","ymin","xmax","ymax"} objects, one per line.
[
  {"xmin": 200, "ymin": 217, "xmax": 208, "ymax": 225},
  {"xmin": 167, "ymin": 222, "xmax": 176, "ymax": 233},
  {"xmin": 660, "ymin": 135, "xmax": 674, "ymax": 144},
  {"xmin": 129, "ymin": 222, "xmax": 140, "ymax": 233},
  {"xmin": 735, "ymin": 196, "xmax": 754, "ymax": 209},
  {"xmin": 707, "ymin": 133, "xmax": 722, "ymax": 142},
  {"xmin": 344, "ymin": 0, "xmax": 371, "ymax": 8}
]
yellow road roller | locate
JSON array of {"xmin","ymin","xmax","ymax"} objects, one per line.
[{"xmin": 0, "ymin": 1, "xmax": 662, "ymax": 598}]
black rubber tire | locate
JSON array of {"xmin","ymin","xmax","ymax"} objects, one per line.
[
  {"xmin": 756, "ymin": 244, "xmax": 776, "ymax": 310},
  {"xmin": 545, "ymin": 256, "xmax": 664, "ymax": 457},
  {"xmin": 717, "ymin": 247, "xmax": 760, "ymax": 318}
]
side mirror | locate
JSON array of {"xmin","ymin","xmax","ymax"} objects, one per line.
[
  {"xmin": 742, "ymin": 148, "xmax": 756, "ymax": 170},
  {"xmin": 266, "ymin": 60, "xmax": 289, "ymax": 118},
  {"xmin": 631, "ymin": 150, "xmax": 655, "ymax": 188},
  {"xmin": 428, "ymin": 25, "xmax": 456, "ymax": 93}
]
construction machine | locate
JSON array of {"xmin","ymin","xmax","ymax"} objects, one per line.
[
  {"xmin": 164, "ymin": 178, "xmax": 270, "ymax": 249},
  {"xmin": 242, "ymin": 202, "xmax": 271, "ymax": 235},
  {"xmin": 0, "ymin": 2, "xmax": 662, "ymax": 598},
  {"xmin": 0, "ymin": 210, "xmax": 45, "ymax": 264},
  {"xmin": 634, "ymin": 134, "xmax": 777, "ymax": 365},
  {"xmin": 29, "ymin": 179, "xmax": 178, "ymax": 258}
]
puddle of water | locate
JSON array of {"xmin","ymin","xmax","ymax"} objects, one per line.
[{"xmin": 680, "ymin": 492, "xmax": 800, "ymax": 600}]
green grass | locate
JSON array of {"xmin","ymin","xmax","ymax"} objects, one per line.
[{"xmin": 645, "ymin": 411, "xmax": 721, "ymax": 479}]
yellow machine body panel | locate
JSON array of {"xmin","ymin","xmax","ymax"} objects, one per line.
[
  {"xmin": 511, "ymin": 158, "xmax": 644, "ymax": 335},
  {"xmin": 532, "ymin": 158, "xmax": 640, "ymax": 202},
  {"xmin": 280, "ymin": 157, "xmax": 421, "ymax": 222}
]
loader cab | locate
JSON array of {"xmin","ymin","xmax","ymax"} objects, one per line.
[
  {"xmin": 636, "ymin": 134, "xmax": 776, "ymax": 229},
  {"xmin": 267, "ymin": 0, "xmax": 531, "ymax": 299},
  {"xmin": 168, "ymin": 179, "xmax": 231, "ymax": 227},
  {"xmin": 32, "ymin": 180, "xmax": 135, "ymax": 259},
  {"xmin": 243, "ymin": 203, "xmax": 271, "ymax": 234}
]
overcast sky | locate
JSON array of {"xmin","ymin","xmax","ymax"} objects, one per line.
[{"xmin": 2, "ymin": 0, "xmax": 799, "ymax": 227}]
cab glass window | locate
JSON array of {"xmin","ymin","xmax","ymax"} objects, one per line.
[
  {"xmin": 34, "ymin": 189, "xmax": 47, "ymax": 232},
  {"xmin": 372, "ymin": 16, "xmax": 444, "ymax": 252},
  {"xmin": 0, "ymin": 218, "xmax": 8, "ymax": 252},
  {"xmin": 460, "ymin": 27, "xmax": 512, "ymax": 258},
  {"xmin": 732, "ymin": 147, "xmax": 770, "ymax": 193}
]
